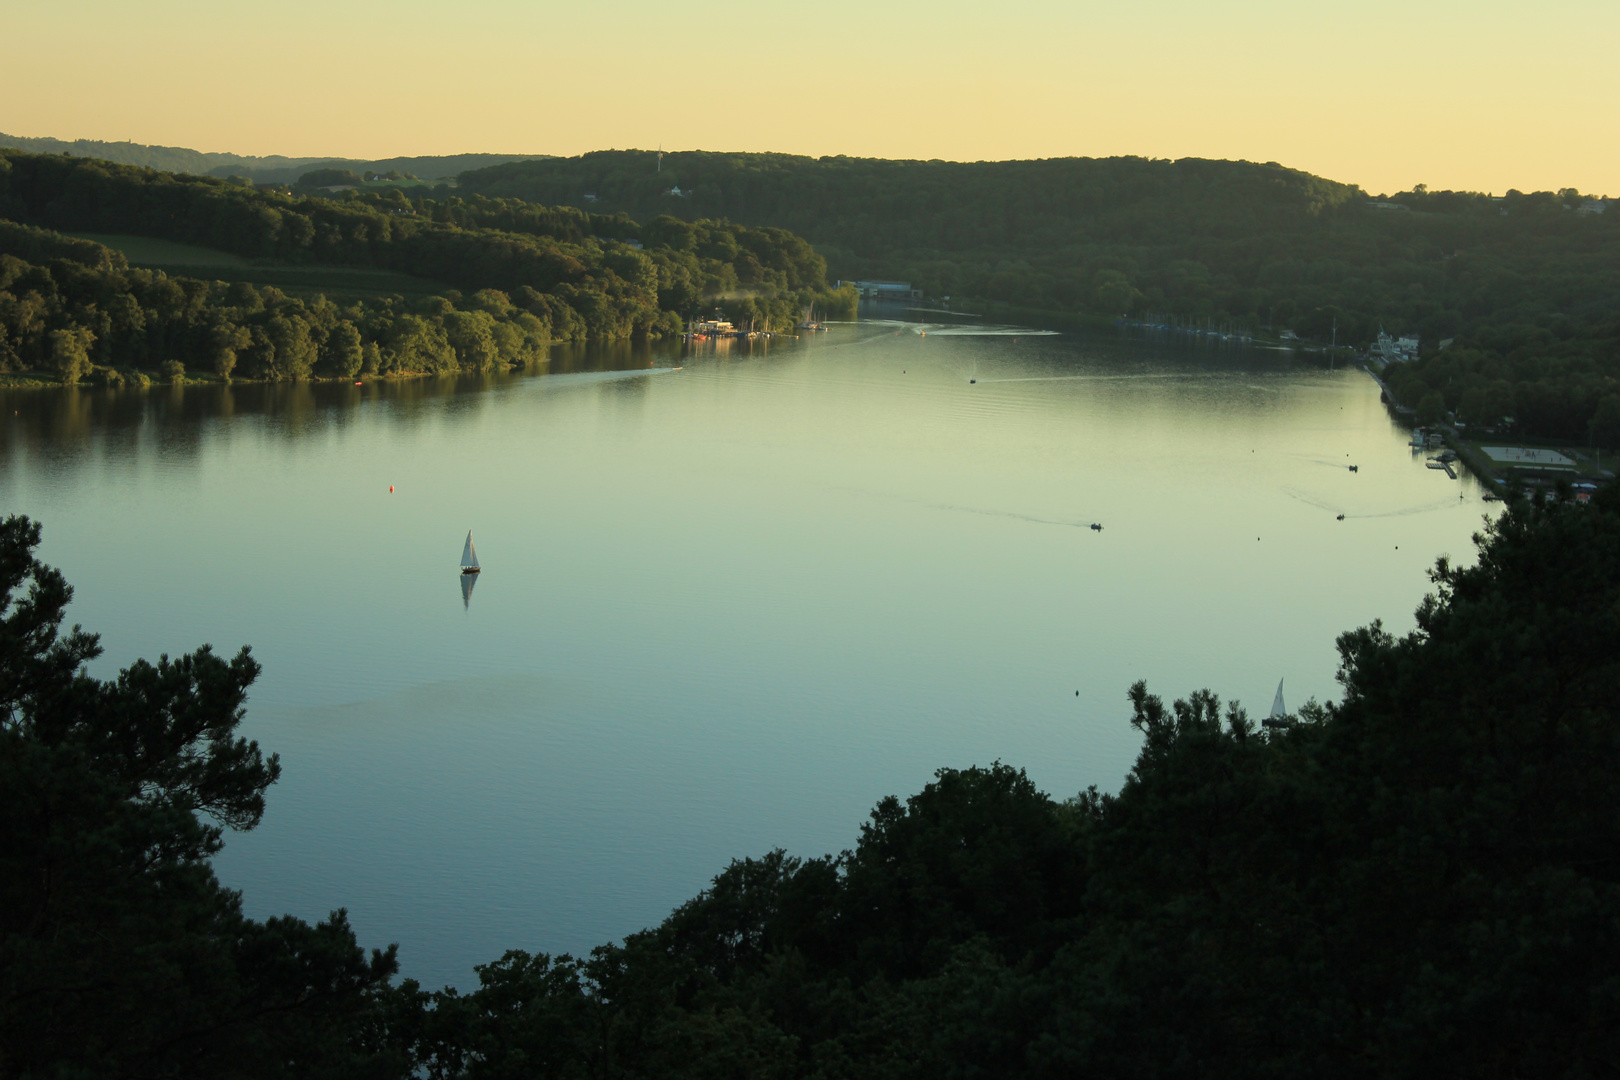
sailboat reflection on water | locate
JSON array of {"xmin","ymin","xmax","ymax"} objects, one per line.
[{"xmin": 459, "ymin": 571, "xmax": 477, "ymax": 610}]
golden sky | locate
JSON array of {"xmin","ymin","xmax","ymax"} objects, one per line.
[{"xmin": 4, "ymin": 0, "xmax": 1615, "ymax": 195}]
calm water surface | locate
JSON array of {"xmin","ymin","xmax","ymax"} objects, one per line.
[{"xmin": 0, "ymin": 322, "xmax": 1494, "ymax": 989}]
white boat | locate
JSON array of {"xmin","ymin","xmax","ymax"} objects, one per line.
[
  {"xmin": 461, "ymin": 531, "xmax": 481, "ymax": 575},
  {"xmin": 1262, "ymin": 678, "xmax": 1291, "ymax": 728}
]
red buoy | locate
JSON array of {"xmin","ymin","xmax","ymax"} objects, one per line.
[{"xmin": 389, "ymin": 486, "xmax": 394, "ymax": 493}]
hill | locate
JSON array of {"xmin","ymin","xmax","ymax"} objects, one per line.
[
  {"xmin": 461, "ymin": 150, "xmax": 1620, "ymax": 441},
  {"xmin": 0, "ymin": 150, "xmax": 849, "ymax": 383},
  {"xmin": 0, "ymin": 132, "xmax": 548, "ymax": 183}
]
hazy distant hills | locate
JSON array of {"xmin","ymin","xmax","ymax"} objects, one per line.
[
  {"xmin": 0, "ymin": 132, "xmax": 549, "ymax": 183},
  {"xmin": 455, "ymin": 149, "xmax": 1376, "ymax": 298},
  {"xmin": 454, "ymin": 148, "xmax": 1364, "ymax": 261},
  {"xmin": 4, "ymin": 137, "xmax": 1613, "ymax": 442}
]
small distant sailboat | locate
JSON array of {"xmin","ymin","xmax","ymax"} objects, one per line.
[
  {"xmin": 1262, "ymin": 678, "xmax": 1292, "ymax": 728},
  {"xmin": 461, "ymin": 531, "xmax": 481, "ymax": 575}
]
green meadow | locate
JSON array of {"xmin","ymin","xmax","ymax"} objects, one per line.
[{"xmin": 71, "ymin": 232, "xmax": 447, "ymax": 298}]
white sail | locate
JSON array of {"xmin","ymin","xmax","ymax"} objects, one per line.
[
  {"xmin": 1269, "ymin": 678, "xmax": 1286, "ymax": 719},
  {"xmin": 461, "ymin": 531, "xmax": 479, "ymax": 569}
]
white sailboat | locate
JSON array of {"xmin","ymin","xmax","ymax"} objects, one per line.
[
  {"xmin": 1262, "ymin": 678, "xmax": 1291, "ymax": 728},
  {"xmin": 460, "ymin": 531, "xmax": 481, "ymax": 575}
]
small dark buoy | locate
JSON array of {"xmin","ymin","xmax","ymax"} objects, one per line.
[
  {"xmin": 1091, "ymin": 523, "xmax": 1103, "ymax": 531},
  {"xmin": 1336, "ymin": 514, "xmax": 1344, "ymax": 520},
  {"xmin": 970, "ymin": 379, "xmax": 976, "ymax": 384},
  {"xmin": 1075, "ymin": 691, "xmax": 1079, "ymax": 696}
]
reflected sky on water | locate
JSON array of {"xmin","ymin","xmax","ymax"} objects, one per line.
[{"xmin": 0, "ymin": 323, "xmax": 1495, "ymax": 990}]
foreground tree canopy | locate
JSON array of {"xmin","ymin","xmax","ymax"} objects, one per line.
[
  {"xmin": 5, "ymin": 483, "xmax": 1620, "ymax": 1077},
  {"xmin": 0, "ymin": 150, "xmax": 857, "ymax": 381}
]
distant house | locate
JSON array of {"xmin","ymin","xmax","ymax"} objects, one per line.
[
  {"xmin": 1372, "ymin": 329, "xmax": 1420, "ymax": 364},
  {"xmin": 839, "ymin": 279, "xmax": 922, "ymax": 301},
  {"xmin": 1576, "ymin": 199, "xmax": 1609, "ymax": 217},
  {"xmin": 665, "ymin": 186, "xmax": 687, "ymax": 197},
  {"xmin": 1366, "ymin": 200, "xmax": 1410, "ymax": 212}
]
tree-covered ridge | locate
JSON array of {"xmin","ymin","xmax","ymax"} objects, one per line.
[
  {"xmin": 0, "ymin": 151, "xmax": 847, "ymax": 378},
  {"xmin": 457, "ymin": 151, "xmax": 1616, "ymax": 345},
  {"xmin": 462, "ymin": 150, "xmax": 1620, "ymax": 440},
  {"xmin": 7, "ymin": 480, "xmax": 1620, "ymax": 1076},
  {"xmin": 0, "ymin": 220, "xmax": 589, "ymax": 381},
  {"xmin": 458, "ymin": 150, "xmax": 1363, "ymax": 251},
  {"xmin": 0, "ymin": 132, "xmax": 549, "ymax": 184}
]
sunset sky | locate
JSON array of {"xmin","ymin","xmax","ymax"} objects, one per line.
[{"xmin": 5, "ymin": 0, "xmax": 1615, "ymax": 195}]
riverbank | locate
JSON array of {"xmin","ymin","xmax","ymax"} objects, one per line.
[{"xmin": 0, "ymin": 369, "xmax": 455, "ymax": 391}]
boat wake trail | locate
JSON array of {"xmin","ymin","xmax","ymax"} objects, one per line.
[
  {"xmin": 923, "ymin": 500, "xmax": 1094, "ymax": 529},
  {"xmin": 536, "ymin": 367, "xmax": 680, "ymax": 389},
  {"xmin": 973, "ymin": 372, "xmax": 1226, "ymax": 384},
  {"xmin": 1282, "ymin": 487, "xmax": 1468, "ymax": 519},
  {"xmin": 821, "ymin": 480, "xmax": 1095, "ymax": 529},
  {"xmin": 917, "ymin": 326, "xmax": 1061, "ymax": 337}
]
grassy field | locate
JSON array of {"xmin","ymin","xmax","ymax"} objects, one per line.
[
  {"xmin": 70, "ymin": 233, "xmax": 447, "ymax": 298},
  {"xmin": 71, "ymin": 233, "xmax": 250, "ymax": 267}
]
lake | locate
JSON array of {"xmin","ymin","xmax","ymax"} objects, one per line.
[{"xmin": 0, "ymin": 321, "xmax": 1494, "ymax": 990}]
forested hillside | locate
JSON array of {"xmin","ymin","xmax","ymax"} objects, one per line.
[
  {"xmin": 460, "ymin": 151, "xmax": 1616, "ymax": 347},
  {"xmin": 0, "ymin": 132, "xmax": 546, "ymax": 183},
  {"xmin": 464, "ymin": 151, "xmax": 1620, "ymax": 440},
  {"xmin": 0, "ymin": 151, "xmax": 847, "ymax": 381},
  {"xmin": 7, "ymin": 480, "xmax": 1620, "ymax": 1076}
]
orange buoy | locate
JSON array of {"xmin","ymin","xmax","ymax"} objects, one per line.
[
  {"xmin": 389, "ymin": 486, "xmax": 394, "ymax": 493},
  {"xmin": 355, "ymin": 381, "xmax": 363, "ymax": 386}
]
